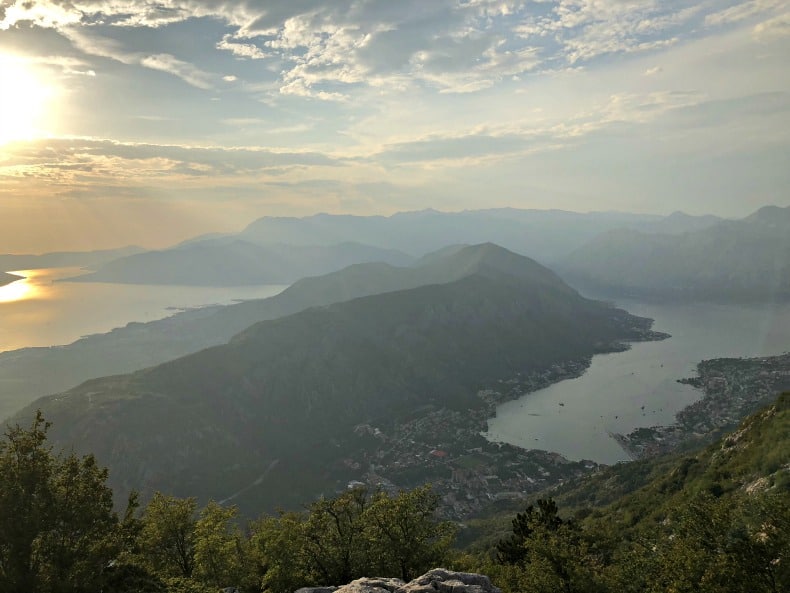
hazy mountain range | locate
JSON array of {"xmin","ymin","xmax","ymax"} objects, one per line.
[
  {"xmin": 67, "ymin": 241, "xmax": 413, "ymax": 285},
  {"xmin": 12, "ymin": 244, "xmax": 662, "ymax": 514},
  {"xmin": 58, "ymin": 205, "xmax": 789, "ymax": 303},
  {"xmin": 61, "ymin": 208, "xmax": 724, "ymax": 287},
  {"xmin": 0, "ymin": 245, "xmax": 144, "ymax": 273},
  {"xmin": 559, "ymin": 205, "xmax": 790, "ymax": 301},
  {"xmin": 239, "ymin": 209, "xmax": 723, "ymax": 259}
]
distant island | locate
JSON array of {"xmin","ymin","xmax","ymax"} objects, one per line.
[{"xmin": 0, "ymin": 272, "xmax": 23, "ymax": 287}]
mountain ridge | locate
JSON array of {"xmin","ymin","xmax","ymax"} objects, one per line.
[
  {"xmin": 558, "ymin": 205, "xmax": 790, "ymax": 301},
  {"xmin": 66, "ymin": 240, "xmax": 413, "ymax": 286}
]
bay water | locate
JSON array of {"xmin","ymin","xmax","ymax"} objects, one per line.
[{"xmin": 484, "ymin": 300, "xmax": 790, "ymax": 464}]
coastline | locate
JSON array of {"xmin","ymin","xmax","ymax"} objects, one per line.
[{"xmin": 612, "ymin": 352, "xmax": 790, "ymax": 459}]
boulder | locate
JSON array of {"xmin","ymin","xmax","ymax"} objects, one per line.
[
  {"xmin": 336, "ymin": 577, "xmax": 406, "ymax": 593},
  {"xmin": 397, "ymin": 569, "xmax": 500, "ymax": 593},
  {"xmin": 295, "ymin": 569, "xmax": 500, "ymax": 593}
]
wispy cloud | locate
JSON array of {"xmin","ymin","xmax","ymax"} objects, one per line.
[
  {"xmin": 140, "ymin": 53, "xmax": 213, "ymax": 89},
  {"xmin": 0, "ymin": 137, "xmax": 346, "ymax": 184},
  {"xmin": 217, "ymin": 34, "xmax": 269, "ymax": 60},
  {"xmin": 5, "ymin": 0, "xmax": 781, "ymax": 97}
]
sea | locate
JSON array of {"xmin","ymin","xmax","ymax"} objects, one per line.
[{"xmin": 0, "ymin": 267, "xmax": 287, "ymax": 353}]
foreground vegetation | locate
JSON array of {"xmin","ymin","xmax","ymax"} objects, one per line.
[
  {"xmin": 1, "ymin": 393, "xmax": 787, "ymax": 592},
  {"xmin": 0, "ymin": 413, "xmax": 455, "ymax": 592}
]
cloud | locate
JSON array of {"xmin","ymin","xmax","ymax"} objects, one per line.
[
  {"xmin": 140, "ymin": 53, "xmax": 213, "ymax": 89},
  {"xmin": 368, "ymin": 89, "xmax": 708, "ymax": 167},
  {"xmin": 0, "ymin": 137, "xmax": 346, "ymax": 185},
  {"xmin": 216, "ymin": 34, "xmax": 269, "ymax": 59},
  {"xmin": 4, "ymin": 0, "xmax": 774, "ymax": 99},
  {"xmin": 59, "ymin": 26, "xmax": 217, "ymax": 88},
  {"xmin": 753, "ymin": 12, "xmax": 790, "ymax": 39},
  {"xmin": 0, "ymin": 0, "xmax": 787, "ymax": 227},
  {"xmin": 704, "ymin": 0, "xmax": 786, "ymax": 27}
]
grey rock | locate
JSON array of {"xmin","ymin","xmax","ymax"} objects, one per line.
[
  {"xmin": 336, "ymin": 577, "xmax": 405, "ymax": 593},
  {"xmin": 397, "ymin": 569, "xmax": 500, "ymax": 593},
  {"xmin": 297, "ymin": 569, "xmax": 500, "ymax": 593}
]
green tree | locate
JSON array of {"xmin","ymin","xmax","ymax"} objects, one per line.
[
  {"xmin": 193, "ymin": 501, "xmax": 246, "ymax": 589},
  {"xmin": 496, "ymin": 498, "xmax": 564, "ymax": 564},
  {"xmin": 0, "ymin": 411, "xmax": 123, "ymax": 593},
  {"xmin": 492, "ymin": 498, "xmax": 606, "ymax": 593},
  {"xmin": 139, "ymin": 493, "xmax": 198, "ymax": 579},
  {"xmin": 365, "ymin": 485, "xmax": 457, "ymax": 580},
  {"xmin": 248, "ymin": 512, "xmax": 309, "ymax": 593},
  {"xmin": 249, "ymin": 486, "xmax": 457, "ymax": 592},
  {"xmin": 34, "ymin": 454, "xmax": 120, "ymax": 592},
  {"xmin": 624, "ymin": 492, "xmax": 790, "ymax": 593},
  {"xmin": 301, "ymin": 487, "xmax": 371, "ymax": 585}
]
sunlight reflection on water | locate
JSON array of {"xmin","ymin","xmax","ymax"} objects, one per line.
[
  {"xmin": 0, "ymin": 267, "xmax": 288, "ymax": 352},
  {"xmin": 0, "ymin": 271, "xmax": 43, "ymax": 303}
]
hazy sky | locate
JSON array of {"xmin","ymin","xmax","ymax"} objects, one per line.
[{"xmin": 0, "ymin": 0, "xmax": 788, "ymax": 251}]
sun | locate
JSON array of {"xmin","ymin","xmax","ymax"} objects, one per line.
[{"xmin": 0, "ymin": 55, "xmax": 56, "ymax": 144}]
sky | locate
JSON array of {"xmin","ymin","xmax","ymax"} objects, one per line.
[{"xmin": 0, "ymin": 0, "xmax": 788, "ymax": 252}]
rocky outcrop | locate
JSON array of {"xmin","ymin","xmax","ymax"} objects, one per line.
[{"xmin": 295, "ymin": 569, "xmax": 501, "ymax": 593}]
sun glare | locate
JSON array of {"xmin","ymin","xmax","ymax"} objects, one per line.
[
  {"xmin": 0, "ymin": 273, "xmax": 36, "ymax": 303},
  {"xmin": 0, "ymin": 56, "xmax": 56, "ymax": 144}
]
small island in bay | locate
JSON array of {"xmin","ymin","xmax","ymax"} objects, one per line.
[{"xmin": 0, "ymin": 272, "xmax": 23, "ymax": 287}]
